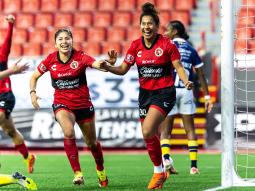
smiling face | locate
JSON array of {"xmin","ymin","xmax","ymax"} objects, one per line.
[
  {"xmin": 55, "ymin": 31, "xmax": 73, "ymax": 55},
  {"xmin": 140, "ymin": 15, "xmax": 158, "ymax": 42}
]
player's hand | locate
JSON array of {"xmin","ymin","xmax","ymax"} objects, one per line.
[
  {"xmin": 105, "ymin": 49, "xmax": 117, "ymax": 65},
  {"xmin": 184, "ymin": 81, "xmax": 193, "ymax": 90},
  {"xmin": 10, "ymin": 58, "xmax": 29, "ymax": 74},
  {"xmin": 93, "ymin": 60, "xmax": 108, "ymax": 72},
  {"xmin": 205, "ymin": 97, "xmax": 213, "ymax": 113},
  {"xmin": 5, "ymin": 14, "xmax": 15, "ymax": 23},
  {"xmin": 30, "ymin": 92, "xmax": 41, "ymax": 110}
]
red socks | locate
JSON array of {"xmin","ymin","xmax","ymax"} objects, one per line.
[
  {"xmin": 89, "ymin": 141, "xmax": 104, "ymax": 171},
  {"xmin": 15, "ymin": 143, "xmax": 29, "ymax": 159},
  {"xmin": 64, "ymin": 138, "xmax": 81, "ymax": 172},
  {"xmin": 144, "ymin": 136, "xmax": 162, "ymax": 166}
]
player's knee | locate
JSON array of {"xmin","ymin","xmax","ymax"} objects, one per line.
[
  {"xmin": 63, "ymin": 129, "xmax": 75, "ymax": 138},
  {"xmin": 86, "ymin": 140, "xmax": 96, "ymax": 148},
  {"xmin": 142, "ymin": 128, "xmax": 154, "ymax": 139},
  {"xmin": 0, "ymin": 112, "xmax": 5, "ymax": 123},
  {"xmin": 4, "ymin": 128, "xmax": 16, "ymax": 138}
]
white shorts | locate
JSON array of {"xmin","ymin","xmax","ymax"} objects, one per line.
[{"xmin": 168, "ymin": 88, "xmax": 196, "ymax": 116}]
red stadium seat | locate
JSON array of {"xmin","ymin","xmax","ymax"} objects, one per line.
[
  {"xmin": 235, "ymin": 39, "xmax": 250, "ymax": 53},
  {"xmin": 10, "ymin": 43, "xmax": 22, "ymax": 58},
  {"xmin": 113, "ymin": 12, "xmax": 132, "ymax": 27},
  {"xmin": 98, "ymin": 0, "xmax": 116, "ymax": 11},
  {"xmin": 101, "ymin": 41, "xmax": 122, "ymax": 55},
  {"xmin": 54, "ymin": 13, "xmax": 73, "ymax": 28},
  {"xmin": 72, "ymin": 28, "xmax": 86, "ymax": 43},
  {"xmin": 175, "ymin": 0, "xmax": 195, "ymax": 10},
  {"xmin": 171, "ymin": 11, "xmax": 191, "ymax": 25},
  {"xmin": 87, "ymin": 27, "xmax": 106, "ymax": 42},
  {"xmin": 0, "ymin": 29, "xmax": 7, "ymax": 44},
  {"xmin": 242, "ymin": 0, "xmax": 255, "ymax": 6},
  {"xmin": 132, "ymin": 12, "xmax": 142, "ymax": 27},
  {"xmin": 249, "ymin": 39, "xmax": 255, "ymax": 53},
  {"xmin": 117, "ymin": 0, "xmax": 136, "ymax": 11},
  {"xmin": 3, "ymin": 0, "xmax": 21, "ymax": 13},
  {"xmin": 0, "ymin": 14, "xmax": 10, "ymax": 29},
  {"xmin": 159, "ymin": 11, "xmax": 171, "ymax": 28},
  {"xmin": 16, "ymin": 13, "xmax": 34, "ymax": 29},
  {"xmin": 35, "ymin": 13, "xmax": 54, "ymax": 28},
  {"xmin": 0, "ymin": 1, "xmax": 2, "ymax": 12},
  {"xmin": 80, "ymin": 42, "xmax": 101, "ymax": 56},
  {"xmin": 28, "ymin": 28, "xmax": 48, "ymax": 43},
  {"xmin": 121, "ymin": 41, "xmax": 131, "ymax": 55},
  {"xmin": 236, "ymin": 27, "xmax": 254, "ymax": 40},
  {"xmin": 42, "ymin": 42, "xmax": 57, "ymax": 55},
  {"xmin": 23, "ymin": 42, "xmax": 42, "ymax": 56},
  {"xmin": 22, "ymin": 0, "xmax": 40, "ymax": 12},
  {"xmin": 59, "ymin": 0, "xmax": 78, "ymax": 12},
  {"xmin": 156, "ymin": 0, "xmax": 175, "ymax": 11},
  {"xmin": 238, "ymin": 8, "xmax": 255, "ymax": 26},
  {"xmin": 137, "ymin": 0, "xmax": 156, "ymax": 10},
  {"xmin": 41, "ymin": 0, "xmax": 59, "ymax": 12},
  {"xmin": 94, "ymin": 12, "xmax": 112, "ymax": 27},
  {"xmin": 78, "ymin": 0, "xmax": 97, "ymax": 11},
  {"xmin": 107, "ymin": 27, "xmax": 126, "ymax": 42},
  {"xmin": 127, "ymin": 27, "xmax": 141, "ymax": 41},
  {"xmin": 73, "ymin": 12, "xmax": 93, "ymax": 28},
  {"xmin": 13, "ymin": 29, "xmax": 28, "ymax": 43},
  {"xmin": 73, "ymin": 42, "xmax": 82, "ymax": 50}
]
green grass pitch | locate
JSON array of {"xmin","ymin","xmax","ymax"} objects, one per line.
[{"xmin": 0, "ymin": 153, "xmax": 255, "ymax": 190}]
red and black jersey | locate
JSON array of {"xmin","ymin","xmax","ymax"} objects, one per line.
[
  {"xmin": 37, "ymin": 49, "xmax": 95, "ymax": 109},
  {"xmin": 0, "ymin": 23, "xmax": 13, "ymax": 93},
  {"xmin": 124, "ymin": 34, "xmax": 180, "ymax": 90}
]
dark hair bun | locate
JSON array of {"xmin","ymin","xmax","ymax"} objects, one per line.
[{"xmin": 142, "ymin": 2, "xmax": 158, "ymax": 14}]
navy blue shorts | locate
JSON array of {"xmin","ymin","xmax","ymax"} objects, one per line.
[{"xmin": 0, "ymin": 91, "xmax": 15, "ymax": 118}]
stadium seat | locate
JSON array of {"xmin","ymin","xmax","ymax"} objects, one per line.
[
  {"xmin": 137, "ymin": 0, "xmax": 156, "ymax": 10},
  {"xmin": 0, "ymin": 14, "xmax": 9, "ymax": 29},
  {"xmin": 242, "ymin": 0, "xmax": 255, "ymax": 6},
  {"xmin": 236, "ymin": 27, "xmax": 254, "ymax": 40},
  {"xmin": 73, "ymin": 12, "xmax": 93, "ymax": 28},
  {"xmin": 72, "ymin": 28, "xmax": 86, "ymax": 43},
  {"xmin": 59, "ymin": 0, "xmax": 78, "ymax": 12},
  {"xmin": 107, "ymin": 27, "xmax": 126, "ymax": 42},
  {"xmin": 87, "ymin": 27, "xmax": 106, "ymax": 42},
  {"xmin": 54, "ymin": 13, "xmax": 73, "ymax": 28},
  {"xmin": 238, "ymin": 8, "xmax": 255, "ymax": 26},
  {"xmin": 101, "ymin": 41, "xmax": 122, "ymax": 55},
  {"xmin": 0, "ymin": 29, "xmax": 7, "ymax": 44},
  {"xmin": 73, "ymin": 42, "xmax": 82, "ymax": 50},
  {"xmin": 80, "ymin": 42, "xmax": 101, "ymax": 56},
  {"xmin": 10, "ymin": 43, "xmax": 22, "ymax": 58},
  {"xmin": 94, "ymin": 12, "xmax": 112, "ymax": 27},
  {"xmin": 35, "ymin": 13, "xmax": 54, "ymax": 28},
  {"xmin": 16, "ymin": 13, "xmax": 34, "ymax": 29},
  {"xmin": 41, "ymin": 0, "xmax": 59, "ymax": 12},
  {"xmin": 3, "ymin": 0, "xmax": 21, "ymax": 13},
  {"xmin": 23, "ymin": 42, "xmax": 42, "ymax": 56},
  {"xmin": 175, "ymin": 0, "xmax": 196, "ymax": 10},
  {"xmin": 171, "ymin": 11, "xmax": 191, "ymax": 25},
  {"xmin": 127, "ymin": 27, "xmax": 141, "ymax": 41},
  {"xmin": 98, "ymin": 0, "xmax": 117, "ymax": 11},
  {"xmin": 235, "ymin": 39, "xmax": 250, "ymax": 53},
  {"xmin": 156, "ymin": 0, "xmax": 175, "ymax": 11},
  {"xmin": 132, "ymin": 12, "xmax": 142, "ymax": 26},
  {"xmin": 121, "ymin": 41, "xmax": 131, "ymax": 55},
  {"xmin": 0, "ymin": 1, "xmax": 2, "ymax": 12},
  {"xmin": 22, "ymin": 0, "xmax": 40, "ymax": 12},
  {"xmin": 42, "ymin": 42, "xmax": 57, "ymax": 55},
  {"xmin": 13, "ymin": 29, "xmax": 28, "ymax": 43},
  {"xmin": 159, "ymin": 11, "xmax": 171, "ymax": 28},
  {"xmin": 78, "ymin": 0, "xmax": 97, "ymax": 11},
  {"xmin": 117, "ymin": 0, "xmax": 136, "ymax": 11},
  {"xmin": 249, "ymin": 40, "xmax": 255, "ymax": 53},
  {"xmin": 113, "ymin": 12, "xmax": 132, "ymax": 27},
  {"xmin": 28, "ymin": 28, "xmax": 48, "ymax": 43}
]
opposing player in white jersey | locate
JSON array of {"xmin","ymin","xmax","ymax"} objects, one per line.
[{"xmin": 160, "ymin": 20, "xmax": 213, "ymax": 175}]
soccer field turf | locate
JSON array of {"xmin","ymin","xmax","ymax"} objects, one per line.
[{"xmin": 0, "ymin": 153, "xmax": 255, "ymax": 191}]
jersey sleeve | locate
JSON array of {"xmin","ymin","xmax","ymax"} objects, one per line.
[
  {"xmin": 81, "ymin": 51, "xmax": 96, "ymax": 67},
  {"xmin": 123, "ymin": 41, "xmax": 136, "ymax": 66},
  {"xmin": 191, "ymin": 48, "xmax": 204, "ymax": 68},
  {"xmin": 167, "ymin": 41, "xmax": 181, "ymax": 62},
  {"xmin": 0, "ymin": 23, "xmax": 13, "ymax": 61},
  {"xmin": 37, "ymin": 55, "xmax": 50, "ymax": 74}
]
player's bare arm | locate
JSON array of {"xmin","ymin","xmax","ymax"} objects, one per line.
[{"xmin": 29, "ymin": 69, "xmax": 42, "ymax": 110}]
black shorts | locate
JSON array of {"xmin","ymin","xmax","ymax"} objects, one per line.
[
  {"xmin": 0, "ymin": 91, "xmax": 15, "ymax": 118},
  {"xmin": 52, "ymin": 104, "xmax": 95, "ymax": 123},
  {"xmin": 138, "ymin": 87, "xmax": 176, "ymax": 120}
]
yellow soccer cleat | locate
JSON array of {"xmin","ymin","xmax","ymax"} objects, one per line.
[
  {"xmin": 13, "ymin": 172, "xmax": 37, "ymax": 190},
  {"xmin": 96, "ymin": 169, "xmax": 108, "ymax": 187},
  {"xmin": 25, "ymin": 154, "xmax": 36, "ymax": 173},
  {"xmin": 73, "ymin": 171, "xmax": 84, "ymax": 185},
  {"xmin": 147, "ymin": 172, "xmax": 167, "ymax": 190}
]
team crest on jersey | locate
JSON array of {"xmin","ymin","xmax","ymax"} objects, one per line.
[
  {"xmin": 155, "ymin": 48, "xmax": 163, "ymax": 57},
  {"xmin": 137, "ymin": 51, "xmax": 142, "ymax": 57},
  {"xmin": 70, "ymin": 61, "xmax": 79, "ymax": 69},
  {"xmin": 125, "ymin": 54, "xmax": 134, "ymax": 62},
  {"xmin": 51, "ymin": 64, "xmax": 56, "ymax": 71},
  {"xmin": 40, "ymin": 64, "xmax": 47, "ymax": 72}
]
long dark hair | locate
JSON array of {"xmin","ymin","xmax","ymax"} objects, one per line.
[
  {"xmin": 169, "ymin": 20, "xmax": 189, "ymax": 40},
  {"xmin": 140, "ymin": 2, "xmax": 160, "ymax": 26}
]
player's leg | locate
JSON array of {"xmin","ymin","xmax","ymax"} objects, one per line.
[
  {"xmin": 0, "ymin": 115, "xmax": 36, "ymax": 173},
  {"xmin": 182, "ymin": 114, "xmax": 199, "ymax": 174},
  {"xmin": 142, "ymin": 107, "xmax": 167, "ymax": 190},
  {"xmin": 55, "ymin": 109, "xmax": 83, "ymax": 185},
  {"xmin": 79, "ymin": 118, "xmax": 108, "ymax": 188}
]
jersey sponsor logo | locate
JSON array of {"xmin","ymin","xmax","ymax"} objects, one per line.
[
  {"xmin": 0, "ymin": 101, "xmax": 5, "ymax": 107},
  {"xmin": 57, "ymin": 72, "xmax": 72, "ymax": 77},
  {"xmin": 125, "ymin": 54, "xmax": 134, "ymax": 63},
  {"xmin": 70, "ymin": 61, "xmax": 79, "ymax": 69},
  {"xmin": 155, "ymin": 47, "xmax": 163, "ymax": 57},
  {"xmin": 137, "ymin": 51, "xmax": 142, "ymax": 57},
  {"xmin": 51, "ymin": 64, "xmax": 56, "ymax": 71},
  {"xmin": 39, "ymin": 64, "xmax": 47, "ymax": 72},
  {"xmin": 139, "ymin": 66, "xmax": 163, "ymax": 78},
  {"xmin": 54, "ymin": 79, "xmax": 80, "ymax": 89},
  {"xmin": 163, "ymin": 102, "xmax": 170, "ymax": 108}
]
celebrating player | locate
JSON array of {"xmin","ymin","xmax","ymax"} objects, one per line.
[
  {"xmin": 160, "ymin": 20, "xmax": 213, "ymax": 175},
  {"xmin": 0, "ymin": 14, "xmax": 36, "ymax": 173},
  {"xmin": 99, "ymin": 3, "xmax": 192, "ymax": 190},
  {"xmin": 29, "ymin": 28, "xmax": 109, "ymax": 187}
]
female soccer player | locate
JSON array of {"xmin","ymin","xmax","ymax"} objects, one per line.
[
  {"xmin": 0, "ymin": 14, "xmax": 36, "ymax": 173},
  {"xmin": 160, "ymin": 20, "xmax": 213, "ymax": 175},
  {"xmin": 29, "ymin": 28, "xmax": 109, "ymax": 187},
  {"xmin": 100, "ymin": 3, "xmax": 192, "ymax": 190}
]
